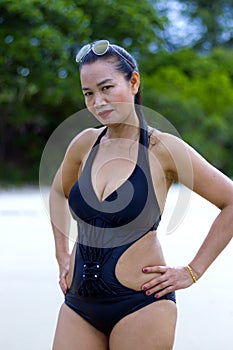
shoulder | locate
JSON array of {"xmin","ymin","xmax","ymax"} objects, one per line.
[
  {"xmin": 58, "ymin": 127, "xmax": 105, "ymax": 197},
  {"xmin": 65, "ymin": 127, "xmax": 105, "ymax": 163},
  {"xmin": 148, "ymin": 126, "xmax": 233, "ymax": 208},
  {"xmin": 148, "ymin": 126, "xmax": 188, "ymax": 157},
  {"xmin": 148, "ymin": 126, "xmax": 193, "ymax": 181}
]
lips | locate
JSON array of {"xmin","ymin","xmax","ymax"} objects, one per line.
[{"xmin": 97, "ymin": 109, "xmax": 113, "ymax": 118}]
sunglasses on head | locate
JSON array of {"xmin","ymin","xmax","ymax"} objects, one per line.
[{"xmin": 76, "ymin": 40, "xmax": 135, "ymax": 69}]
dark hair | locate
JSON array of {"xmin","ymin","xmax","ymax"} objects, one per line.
[{"xmin": 79, "ymin": 43, "xmax": 144, "ymax": 122}]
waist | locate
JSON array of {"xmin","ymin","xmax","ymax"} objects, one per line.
[
  {"xmin": 115, "ymin": 230, "xmax": 166, "ymax": 290},
  {"xmin": 72, "ymin": 231, "xmax": 166, "ymax": 293},
  {"xmin": 75, "ymin": 216, "xmax": 161, "ymax": 248}
]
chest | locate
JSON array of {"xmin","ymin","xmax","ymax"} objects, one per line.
[{"xmin": 90, "ymin": 139, "xmax": 139, "ymax": 202}]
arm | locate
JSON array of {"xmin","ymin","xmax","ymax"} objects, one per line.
[
  {"xmin": 142, "ymin": 134, "xmax": 233, "ymax": 297},
  {"xmin": 49, "ymin": 134, "xmax": 82, "ymax": 294},
  {"xmin": 49, "ymin": 128, "xmax": 99, "ymax": 294},
  {"xmin": 182, "ymin": 144, "xmax": 233, "ymax": 279},
  {"xmin": 49, "ymin": 167, "xmax": 71, "ymax": 294}
]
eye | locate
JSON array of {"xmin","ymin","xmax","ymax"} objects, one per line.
[
  {"xmin": 102, "ymin": 85, "xmax": 113, "ymax": 91},
  {"xmin": 84, "ymin": 91, "xmax": 93, "ymax": 97}
]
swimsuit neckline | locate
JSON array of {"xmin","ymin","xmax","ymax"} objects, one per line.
[{"xmin": 88, "ymin": 126, "xmax": 144, "ymax": 204}]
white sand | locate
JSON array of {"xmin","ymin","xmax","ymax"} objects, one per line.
[{"xmin": 0, "ymin": 186, "xmax": 232, "ymax": 350}]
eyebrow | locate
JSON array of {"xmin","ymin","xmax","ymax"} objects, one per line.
[{"xmin": 82, "ymin": 78, "xmax": 114, "ymax": 91}]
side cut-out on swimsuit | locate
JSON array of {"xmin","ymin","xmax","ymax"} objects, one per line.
[{"xmin": 65, "ymin": 117, "xmax": 175, "ymax": 336}]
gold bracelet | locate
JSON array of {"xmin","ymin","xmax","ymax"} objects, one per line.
[{"xmin": 187, "ymin": 265, "xmax": 197, "ymax": 283}]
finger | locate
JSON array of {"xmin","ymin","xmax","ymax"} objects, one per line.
[
  {"xmin": 59, "ymin": 277, "xmax": 68, "ymax": 294},
  {"xmin": 142, "ymin": 265, "xmax": 168, "ymax": 273},
  {"xmin": 60, "ymin": 283, "xmax": 67, "ymax": 295},
  {"xmin": 144, "ymin": 282, "xmax": 174, "ymax": 297},
  {"xmin": 154, "ymin": 285, "xmax": 175, "ymax": 299},
  {"xmin": 143, "ymin": 277, "xmax": 171, "ymax": 293},
  {"xmin": 142, "ymin": 274, "xmax": 168, "ymax": 291}
]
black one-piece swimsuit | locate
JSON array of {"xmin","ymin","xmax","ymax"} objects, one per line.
[{"xmin": 65, "ymin": 118, "xmax": 176, "ymax": 335}]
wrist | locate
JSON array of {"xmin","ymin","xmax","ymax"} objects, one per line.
[
  {"xmin": 56, "ymin": 251, "xmax": 70, "ymax": 264},
  {"xmin": 186, "ymin": 265, "xmax": 197, "ymax": 283},
  {"xmin": 188, "ymin": 262, "xmax": 204, "ymax": 281}
]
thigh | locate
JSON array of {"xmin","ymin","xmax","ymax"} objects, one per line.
[
  {"xmin": 109, "ymin": 300, "xmax": 177, "ymax": 350},
  {"xmin": 52, "ymin": 303, "xmax": 108, "ymax": 350}
]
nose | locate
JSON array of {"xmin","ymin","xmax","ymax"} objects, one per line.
[{"xmin": 93, "ymin": 93, "xmax": 106, "ymax": 109}]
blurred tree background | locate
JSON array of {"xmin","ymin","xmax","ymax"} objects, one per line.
[{"xmin": 0, "ymin": 0, "xmax": 233, "ymax": 184}]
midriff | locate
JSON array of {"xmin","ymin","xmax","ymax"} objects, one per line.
[{"xmin": 115, "ymin": 230, "xmax": 166, "ymax": 290}]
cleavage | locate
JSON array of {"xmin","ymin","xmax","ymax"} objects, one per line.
[{"xmin": 91, "ymin": 140, "xmax": 138, "ymax": 202}]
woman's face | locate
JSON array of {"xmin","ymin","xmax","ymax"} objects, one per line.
[{"xmin": 80, "ymin": 59, "xmax": 140, "ymax": 126}]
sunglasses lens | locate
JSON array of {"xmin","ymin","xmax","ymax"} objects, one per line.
[
  {"xmin": 76, "ymin": 44, "xmax": 91, "ymax": 62},
  {"xmin": 76, "ymin": 40, "xmax": 135, "ymax": 69},
  {"xmin": 93, "ymin": 40, "xmax": 109, "ymax": 55}
]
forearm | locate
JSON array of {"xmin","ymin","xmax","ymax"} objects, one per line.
[
  {"xmin": 189, "ymin": 204, "xmax": 233, "ymax": 279},
  {"xmin": 49, "ymin": 185, "xmax": 71, "ymax": 261}
]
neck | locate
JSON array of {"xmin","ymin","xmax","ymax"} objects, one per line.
[
  {"xmin": 105, "ymin": 110, "xmax": 141, "ymax": 140},
  {"xmin": 106, "ymin": 121, "xmax": 140, "ymax": 141}
]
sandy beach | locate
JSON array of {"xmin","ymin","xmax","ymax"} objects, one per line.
[{"xmin": 0, "ymin": 186, "xmax": 233, "ymax": 350}]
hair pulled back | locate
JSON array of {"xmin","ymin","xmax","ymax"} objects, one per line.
[{"xmin": 79, "ymin": 43, "xmax": 144, "ymax": 122}]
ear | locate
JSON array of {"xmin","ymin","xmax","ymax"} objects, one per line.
[{"xmin": 130, "ymin": 71, "xmax": 140, "ymax": 95}]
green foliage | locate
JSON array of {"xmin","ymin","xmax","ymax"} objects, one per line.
[
  {"xmin": 0, "ymin": 0, "xmax": 162, "ymax": 184},
  {"xmin": 143, "ymin": 48, "xmax": 233, "ymax": 175},
  {"xmin": 176, "ymin": 0, "xmax": 233, "ymax": 50},
  {"xmin": 0, "ymin": 0, "xmax": 233, "ymax": 184}
]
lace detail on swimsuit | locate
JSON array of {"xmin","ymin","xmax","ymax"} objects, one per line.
[{"xmin": 77, "ymin": 245, "xmax": 117, "ymax": 297}]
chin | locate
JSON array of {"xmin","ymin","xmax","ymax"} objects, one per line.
[{"xmin": 97, "ymin": 117, "xmax": 120, "ymax": 126}]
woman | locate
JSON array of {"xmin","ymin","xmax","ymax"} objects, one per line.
[{"xmin": 50, "ymin": 40, "xmax": 233, "ymax": 349}]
